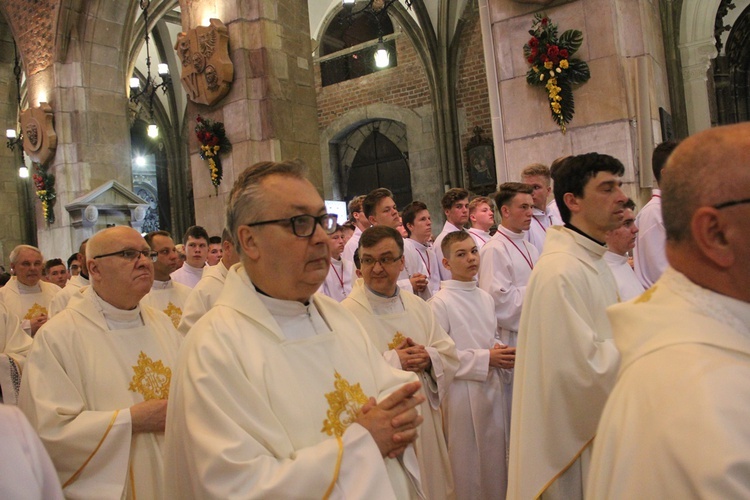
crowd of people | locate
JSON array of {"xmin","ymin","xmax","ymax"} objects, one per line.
[{"xmin": 0, "ymin": 122, "xmax": 749, "ymax": 499}]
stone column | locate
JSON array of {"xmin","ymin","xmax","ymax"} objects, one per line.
[{"xmin": 179, "ymin": 0, "xmax": 322, "ymax": 233}]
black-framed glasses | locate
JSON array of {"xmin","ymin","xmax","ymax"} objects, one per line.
[
  {"xmin": 93, "ymin": 249, "xmax": 158, "ymax": 262},
  {"xmin": 713, "ymin": 198, "xmax": 750, "ymax": 210},
  {"xmin": 245, "ymin": 213, "xmax": 338, "ymax": 238},
  {"xmin": 360, "ymin": 254, "xmax": 403, "ymax": 267}
]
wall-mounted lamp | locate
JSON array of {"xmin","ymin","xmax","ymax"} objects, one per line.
[{"xmin": 341, "ymin": 0, "xmax": 410, "ymax": 69}]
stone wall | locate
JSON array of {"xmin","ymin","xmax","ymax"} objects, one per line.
[{"xmin": 487, "ymin": 0, "xmax": 671, "ymax": 205}]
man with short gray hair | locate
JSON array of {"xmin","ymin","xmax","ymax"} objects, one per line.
[
  {"xmin": 166, "ymin": 160, "xmax": 425, "ymax": 498},
  {"xmin": 0, "ymin": 245, "xmax": 58, "ymax": 337}
]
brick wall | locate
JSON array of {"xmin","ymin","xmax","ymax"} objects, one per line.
[
  {"xmin": 455, "ymin": 11, "xmax": 492, "ymax": 169},
  {"xmin": 315, "ymin": 33, "xmax": 432, "ymax": 130}
]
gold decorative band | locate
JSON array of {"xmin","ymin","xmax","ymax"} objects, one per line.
[
  {"xmin": 63, "ymin": 410, "xmax": 120, "ymax": 488},
  {"xmin": 323, "ymin": 435, "xmax": 344, "ymax": 500}
]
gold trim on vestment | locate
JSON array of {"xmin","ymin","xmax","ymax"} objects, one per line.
[
  {"xmin": 63, "ymin": 410, "xmax": 120, "ymax": 488},
  {"xmin": 163, "ymin": 302, "xmax": 182, "ymax": 328},
  {"xmin": 24, "ymin": 303, "xmax": 47, "ymax": 320},
  {"xmin": 129, "ymin": 462, "xmax": 136, "ymax": 500},
  {"xmin": 534, "ymin": 435, "xmax": 595, "ymax": 499},
  {"xmin": 323, "ymin": 435, "xmax": 344, "ymax": 500},
  {"xmin": 321, "ymin": 371, "xmax": 369, "ymax": 438},
  {"xmin": 129, "ymin": 351, "xmax": 171, "ymax": 400},
  {"xmin": 388, "ymin": 331, "xmax": 407, "ymax": 350}
]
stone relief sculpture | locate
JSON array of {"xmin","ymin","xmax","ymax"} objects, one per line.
[
  {"xmin": 175, "ymin": 19, "xmax": 233, "ymax": 106},
  {"xmin": 20, "ymin": 102, "xmax": 57, "ymax": 166}
]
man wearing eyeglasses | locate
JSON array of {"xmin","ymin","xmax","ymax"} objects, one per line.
[
  {"xmin": 18, "ymin": 226, "xmax": 182, "ymax": 499},
  {"xmin": 342, "ymin": 226, "xmax": 459, "ymax": 500},
  {"xmin": 141, "ymin": 230, "xmax": 191, "ymax": 329},
  {"xmin": 588, "ymin": 123, "xmax": 750, "ymax": 498},
  {"xmin": 49, "ymin": 240, "xmax": 90, "ymax": 318},
  {"xmin": 165, "ymin": 160, "xmax": 425, "ymax": 499}
]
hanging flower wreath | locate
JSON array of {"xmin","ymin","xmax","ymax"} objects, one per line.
[
  {"xmin": 32, "ymin": 163, "xmax": 56, "ymax": 224},
  {"xmin": 523, "ymin": 13, "xmax": 590, "ymax": 133},
  {"xmin": 195, "ymin": 115, "xmax": 232, "ymax": 194}
]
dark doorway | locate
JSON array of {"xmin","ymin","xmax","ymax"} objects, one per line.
[{"xmin": 347, "ymin": 130, "xmax": 412, "ymax": 209}]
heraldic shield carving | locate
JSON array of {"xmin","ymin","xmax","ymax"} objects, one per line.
[
  {"xmin": 175, "ymin": 19, "xmax": 234, "ymax": 106},
  {"xmin": 20, "ymin": 102, "xmax": 57, "ymax": 165}
]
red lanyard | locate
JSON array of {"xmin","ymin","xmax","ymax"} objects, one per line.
[
  {"xmin": 330, "ymin": 262, "xmax": 344, "ymax": 290},
  {"xmin": 498, "ymin": 231, "xmax": 534, "ymax": 270},
  {"xmin": 468, "ymin": 230, "xmax": 488, "ymax": 243},
  {"xmin": 533, "ymin": 216, "xmax": 547, "ymax": 233},
  {"xmin": 416, "ymin": 247, "xmax": 431, "ymax": 276}
]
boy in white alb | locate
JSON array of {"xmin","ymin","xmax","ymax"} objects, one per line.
[
  {"xmin": 521, "ymin": 163, "xmax": 558, "ymax": 254},
  {"xmin": 430, "ymin": 231, "xmax": 514, "ymax": 499},
  {"xmin": 318, "ymin": 224, "xmax": 353, "ymax": 301},
  {"xmin": 467, "ymin": 196, "xmax": 495, "ymax": 251},
  {"xmin": 603, "ymin": 199, "xmax": 644, "ymax": 301},
  {"xmin": 402, "ymin": 201, "xmax": 439, "ymax": 299},
  {"xmin": 434, "ymin": 188, "xmax": 470, "ymax": 281},
  {"xmin": 478, "ymin": 183, "xmax": 539, "ymax": 447}
]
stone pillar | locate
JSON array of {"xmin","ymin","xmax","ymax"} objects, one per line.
[
  {"xmin": 179, "ymin": 0, "xmax": 322, "ymax": 234},
  {"xmin": 486, "ymin": 0, "xmax": 671, "ymax": 202}
]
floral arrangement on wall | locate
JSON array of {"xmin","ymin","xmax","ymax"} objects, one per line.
[
  {"xmin": 195, "ymin": 116, "xmax": 232, "ymax": 194},
  {"xmin": 32, "ymin": 163, "xmax": 56, "ymax": 224},
  {"xmin": 523, "ymin": 13, "xmax": 590, "ymax": 133}
]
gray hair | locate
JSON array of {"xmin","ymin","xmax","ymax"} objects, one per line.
[
  {"xmin": 226, "ymin": 160, "xmax": 308, "ymax": 255},
  {"xmin": 9, "ymin": 245, "xmax": 42, "ymax": 265}
]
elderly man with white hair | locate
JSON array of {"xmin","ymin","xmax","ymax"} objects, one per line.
[
  {"xmin": 0, "ymin": 245, "xmax": 58, "ymax": 337},
  {"xmin": 19, "ymin": 226, "xmax": 182, "ymax": 499},
  {"xmin": 165, "ymin": 160, "xmax": 425, "ymax": 499}
]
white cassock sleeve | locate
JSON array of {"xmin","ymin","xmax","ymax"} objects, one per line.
[
  {"xmin": 429, "ymin": 296, "xmax": 489, "ymax": 383},
  {"xmin": 477, "ymin": 244, "xmax": 528, "ymax": 333},
  {"xmin": 18, "ymin": 333, "xmax": 133, "ymax": 499}
]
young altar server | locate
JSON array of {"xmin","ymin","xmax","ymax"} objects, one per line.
[
  {"xmin": 429, "ymin": 231, "xmax": 515, "ymax": 499},
  {"xmin": 318, "ymin": 224, "xmax": 353, "ymax": 301}
]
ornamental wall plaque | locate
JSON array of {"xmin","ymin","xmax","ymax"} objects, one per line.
[
  {"xmin": 465, "ymin": 126, "xmax": 497, "ymax": 196},
  {"xmin": 20, "ymin": 102, "xmax": 57, "ymax": 165},
  {"xmin": 175, "ymin": 19, "xmax": 234, "ymax": 106}
]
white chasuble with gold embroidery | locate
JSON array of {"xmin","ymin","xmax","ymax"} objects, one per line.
[
  {"xmin": 18, "ymin": 287, "xmax": 182, "ymax": 500},
  {"xmin": 164, "ymin": 266, "xmax": 422, "ymax": 499},
  {"xmin": 0, "ymin": 277, "xmax": 58, "ymax": 336},
  {"xmin": 343, "ymin": 279, "xmax": 459, "ymax": 500},
  {"xmin": 140, "ymin": 279, "xmax": 192, "ymax": 329}
]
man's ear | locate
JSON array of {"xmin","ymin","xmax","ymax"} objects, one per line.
[
  {"xmin": 355, "ymin": 269, "xmax": 363, "ymax": 278},
  {"xmin": 368, "ymin": 215, "xmax": 377, "ymax": 226},
  {"xmin": 86, "ymin": 259, "xmax": 100, "ymax": 281},
  {"xmin": 563, "ymin": 192, "xmax": 580, "ymax": 215},
  {"xmin": 442, "ymin": 257, "xmax": 451, "ymax": 272},
  {"xmin": 691, "ymin": 207, "xmax": 734, "ymax": 269},
  {"xmin": 237, "ymin": 226, "xmax": 260, "ymax": 261}
]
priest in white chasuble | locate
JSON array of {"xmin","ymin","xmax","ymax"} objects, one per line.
[
  {"xmin": 342, "ymin": 225, "xmax": 459, "ymax": 500},
  {"xmin": 177, "ymin": 228, "xmax": 240, "ymax": 335},
  {"xmin": 0, "ymin": 302, "xmax": 31, "ymax": 404},
  {"xmin": 18, "ymin": 226, "xmax": 182, "ymax": 500},
  {"xmin": 0, "ymin": 245, "xmax": 58, "ymax": 337},
  {"xmin": 165, "ymin": 161, "xmax": 425, "ymax": 499},
  {"xmin": 508, "ymin": 153, "xmax": 626, "ymax": 500},
  {"xmin": 140, "ymin": 230, "xmax": 191, "ymax": 328}
]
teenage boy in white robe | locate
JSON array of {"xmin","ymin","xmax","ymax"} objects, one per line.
[
  {"xmin": 467, "ymin": 196, "xmax": 495, "ymax": 250},
  {"xmin": 343, "ymin": 225, "xmax": 459, "ymax": 500},
  {"xmin": 434, "ymin": 188, "xmax": 470, "ymax": 281},
  {"xmin": 178, "ymin": 229, "xmax": 239, "ymax": 334},
  {"xmin": 478, "ymin": 182, "xmax": 539, "ymax": 447},
  {"xmin": 141, "ymin": 230, "xmax": 192, "ymax": 328},
  {"xmin": 49, "ymin": 240, "xmax": 89, "ymax": 318},
  {"xmin": 318, "ymin": 224, "xmax": 353, "ymax": 301},
  {"xmin": 341, "ymin": 195, "xmax": 369, "ymax": 264},
  {"xmin": 165, "ymin": 161, "xmax": 425, "ymax": 499},
  {"xmin": 588, "ymin": 123, "xmax": 750, "ymax": 498},
  {"xmin": 429, "ymin": 231, "xmax": 514, "ymax": 499},
  {"xmin": 521, "ymin": 163, "xmax": 560, "ymax": 254},
  {"xmin": 603, "ymin": 199, "xmax": 644, "ymax": 301},
  {"xmin": 402, "ymin": 201, "xmax": 439, "ymax": 299}
]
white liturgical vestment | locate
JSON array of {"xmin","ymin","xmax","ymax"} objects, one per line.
[
  {"xmin": 343, "ymin": 280, "xmax": 459, "ymax": 500},
  {"xmin": 177, "ymin": 260, "xmax": 229, "ymax": 334},
  {"xmin": 603, "ymin": 251, "xmax": 644, "ymax": 302},
  {"xmin": 49, "ymin": 274, "xmax": 89, "ymax": 317},
  {"xmin": 633, "ymin": 190, "xmax": 666, "ymax": 288},
  {"xmin": 140, "ymin": 279, "xmax": 191, "ymax": 328},
  {"xmin": 0, "ymin": 277, "xmax": 58, "ymax": 336},
  {"xmin": 433, "ymin": 222, "xmax": 465, "ymax": 281},
  {"xmin": 588, "ymin": 268, "xmax": 750, "ymax": 498},
  {"xmin": 0, "ymin": 404, "xmax": 63, "ymax": 499},
  {"xmin": 164, "ymin": 266, "xmax": 423, "ymax": 499},
  {"xmin": 524, "ymin": 208, "xmax": 554, "ymax": 254},
  {"xmin": 0, "ymin": 302, "xmax": 31, "ymax": 404},
  {"xmin": 169, "ymin": 262, "xmax": 204, "ymax": 288},
  {"xmin": 467, "ymin": 228, "xmax": 491, "ymax": 251},
  {"xmin": 478, "ymin": 225, "xmax": 538, "ymax": 449},
  {"xmin": 342, "ymin": 226, "xmax": 363, "ymax": 265},
  {"xmin": 405, "ymin": 239, "xmax": 440, "ymax": 299},
  {"xmin": 429, "ymin": 280, "xmax": 507, "ymax": 499},
  {"xmin": 318, "ymin": 257, "xmax": 354, "ymax": 302},
  {"xmin": 18, "ymin": 287, "xmax": 182, "ymax": 500},
  {"xmin": 508, "ymin": 226, "xmax": 620, "ymax": 500}
]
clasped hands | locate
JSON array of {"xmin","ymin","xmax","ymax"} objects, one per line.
[
  {"xmin": 357, "ymin": 381, "xmax": 424, "ymax": 458},
  {"xmin": 489, "ymin": 343, "xmax": 515, "ymax": 369},
  {"xmin": 395, "ymin": 338, "xmax": 431, "ymax": 373}
]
